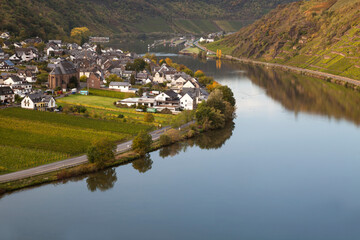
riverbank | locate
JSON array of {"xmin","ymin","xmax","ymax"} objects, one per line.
[
  {"xmin": 0, "ymin": 119, "xmax": 209, "ymax": 194},
  {"xmin": 197, "ymin": 43, "xmax": 360, "ymax": 90}
]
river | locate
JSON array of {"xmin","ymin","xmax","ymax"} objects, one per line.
[{"xmin": 1, "ymin": 46, "xmax": 360, "ymax": 240}]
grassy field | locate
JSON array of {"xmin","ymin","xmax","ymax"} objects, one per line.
[
  {"xmin": 89, "ymin": 88, "xmax": 135, "ymax": 99},
  {"xmin": 181, "ymin": 47, "xmax": 201, "ymax": 54},
  {"xmin": 0, "ymin": 108, "xmax": 153, "ymax": 174},
  {"xmin": 57, "ymin": 94, "xmax": 174, "ymax": 124},
  {"xmin": 204, "ymin": 40, "xmax": 236, "ymax": 55}
]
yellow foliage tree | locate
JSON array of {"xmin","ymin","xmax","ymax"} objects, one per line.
[
  {"xmin": 206, "ymin": 81, "xmax": 221, "ymax": 92},
  {"xmin": 165, "ymin": 58, "xmax": 173, "ymax": 66},
  {"xmin": 70, "ymin": 27, "xmax": 90, "ymax": 45}
]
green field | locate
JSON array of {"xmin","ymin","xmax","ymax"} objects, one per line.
[
  {"xmin": 0, "ymin": 108, "xmax": 153, "ymax": 174},
  {"xmin": 57, "ymin": 94, "xmax": 174, "ymax": 124},
  {"xmin": 204, "ymin": 40, "xmax": 236, "ymax": 55},
  {"xmin": 89, "ymin": 88, "xmax": 135, "ymax": 99},
  {"xmin": 181, "ymin": 47, "xmax": 201, "ymax": 54}
]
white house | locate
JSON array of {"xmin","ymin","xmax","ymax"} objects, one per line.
[
  {"xmin": 11, "ymin": 82, "xmax": 32, "ymax": 97},
  {"xmin": 183, "ymin": 80, "xmax": 196, "ymax": 88},
  {"xmin": 4, "ymin": 75, "xmax": 22, "ymax": 86},
  {"xmin": 21, "ymin": 93, "xmax": 56, "ymax": 111},
  {"xmin": 180, "ymin": 93, "xmax": 195, "ymax": 110},
  {"xmin": 0, "ymin": 32, "xmax": 10, "ymax": 39},
  {"xmin": 109, "ymin": 82, "xmax": 131, "ymax": 92}
]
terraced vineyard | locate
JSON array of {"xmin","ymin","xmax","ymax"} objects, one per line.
[
  {"xmin": 0, "ymin": 108, "xmax": 153, "ymax": 174},
  {"xmin": 207, "ymin": 0, "xmax": 360, "ymax": 80}
]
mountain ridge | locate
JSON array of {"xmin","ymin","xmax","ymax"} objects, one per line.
[
  {"xmin": 0, "ymin": 0, "xmax": 296, "ymax": 40},
  {"xmin": 206, "ymin": 0, "xmax": 360, "ymax": 80}
]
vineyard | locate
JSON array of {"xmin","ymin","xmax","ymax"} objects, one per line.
[{"xmin": 0, "ymin": 108, "xmax": 153, "ymax": 174}]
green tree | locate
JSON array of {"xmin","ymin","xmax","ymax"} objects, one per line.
[
  {"xmin": 36, "ymin": 72, "xmax": 48, "ymax": 84},
  {"xmin": 183, "ymin": 68, "xmax": 194, "ymax": 77},
  {"xmin": 206, "ymin": 89, "xmax": 226, "ymax": 114},
  {"xmin": 217, "ymin": 85, "xmax": 236, "ymax": 106},
  {"xmin": 195, "ymin": 101, "xmax": 225, "ymax": 130},
  {"xmin": 130, "ymin": 74, "xmax": 136, "ymax": 85},
  {"xmin": 126, "ymin": 58, "xmax": 146, "ymax": 72},
  {"xmin": 132, "ymin": 131, "xmax": 153, "ymax": 156},
  {"xmin": 87, "ymin": 139, "xmax": 116, "ymax": 168},
  {"xmin": 159, "ymin": 134, "xmax": 172, "ymax": 146}
]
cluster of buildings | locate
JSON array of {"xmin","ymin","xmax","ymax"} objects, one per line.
[
  {"xmin": 118, "ymin": 63, "xmax": 209, "ymax": 111},
  {"xmin": 0, "ymin": 32, "xmax": 210, "ymax": 113}
]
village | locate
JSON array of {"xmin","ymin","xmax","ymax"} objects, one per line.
[{"xmin": 0, "ymin": 32, "xmax": 211, "ymax": 114}]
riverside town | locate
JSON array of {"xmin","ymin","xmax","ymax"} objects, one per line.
[{"xmin": 1, "ymin": 0, "xmax": 360, "ymax": 239}]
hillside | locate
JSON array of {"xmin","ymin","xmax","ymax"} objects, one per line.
[
  {"xmin": 0, "ymin": 0, "xmax": 296, "ymax": 40},
  {"xmin": 207, "ymin": 0, "xmax": 360, "ymax": 80}
]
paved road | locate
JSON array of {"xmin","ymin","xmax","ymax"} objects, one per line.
[{"xmin": 0, "ymin": 125, "xmax": 176, "ymax": 183}]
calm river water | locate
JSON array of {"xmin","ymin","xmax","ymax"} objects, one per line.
[{"xmin": 1, "ymin": 49, "xmax": 360, "ymax": 240}]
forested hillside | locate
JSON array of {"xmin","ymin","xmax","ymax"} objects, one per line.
[
  {"xmin": 207, "ymin": 0, "xmax": 360, "ymax": 79},
  {"xmin": 0, "ymin": 0, "xmax": 296, "ymax": 40}
]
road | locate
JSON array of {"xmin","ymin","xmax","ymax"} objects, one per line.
[{"xmin": 0, "ymin": 125, "xmax": 176, "ymax": 183}]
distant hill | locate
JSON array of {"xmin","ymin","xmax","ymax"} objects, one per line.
[
  {"xmin": 0, "ymin": 0, "xmax": 296, "ymax": 40},
  {"xmin": 207, "ymin": 0, "xmax": 360, "ymax": 80}
]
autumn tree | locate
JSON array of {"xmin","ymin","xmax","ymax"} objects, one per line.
[
  {"xmin": 165, "ymin": 58, "xmax": 173, "ymax": 66},
  {"xmin": 70, "ymin": 27, "xmax": 90, "ymax": 45},
  {"xmin": 194, "ymin": 70, "xmax": 205, "ymax": 78}
]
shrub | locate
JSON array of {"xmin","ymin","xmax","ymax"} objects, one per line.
[
  {"xmin": 160, "ymin": 108, "xmax": 172, "ymax": 114},
  {"xmin": 144, "ymin": 113, "xmax": 154, "ymax": 122},
  {"xmin": 166, "ymin": 129, "xmax": 181, "ymax": 143},
  {"xmin": 186, "ymin": 129, "xmax": 196, "ymax": 138}
]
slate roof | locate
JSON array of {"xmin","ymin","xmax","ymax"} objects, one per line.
[
  {"xmin": 27, "ymin": 93, "xmax": 53, "ymax": 103},
  {"xmin": 6, "ymin": 75, "xmax": 22, "ymax": 82},
  {"xmin": 109, "ymin": 82, "xmax": 130, "ymax": 87},
  {"xmin": 164, "ymin": 90, "xmax": 179, "ymax": 100},
  {"xmin": 50, "ymin": 60, "xmax": 78, "ymax": 75},
  {"xmin": 0, "ymin": 86, "xmax": 14, "ymax": 95}
]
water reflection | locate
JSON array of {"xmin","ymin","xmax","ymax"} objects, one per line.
[
  {"xmin": 241, "ymin": 63, "xmax": 360, "ymax": 125},
  {"xmin": 86, "ymin": 168, "xmax": 117, "ymax": 192},
  {"xmin": 159, "ymin": 121, "xmax": 235, "ymax": 158},
  {"xmin": 132, "ymin": 154, "xmax": 153, "ymax": 173}
]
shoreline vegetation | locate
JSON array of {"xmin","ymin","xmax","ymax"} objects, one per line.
[{"xmin": 0, "ymin": 61, "xmax": 236, "ymax": 195}]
